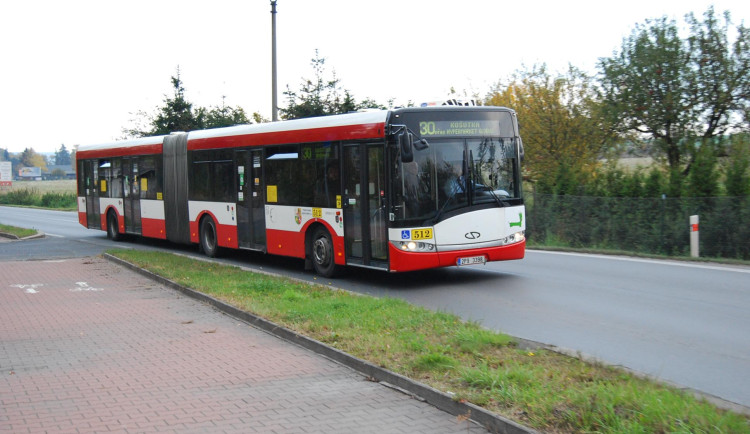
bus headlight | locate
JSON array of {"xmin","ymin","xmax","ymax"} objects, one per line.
[
  {"xmin": 398, "ymin": 241, "xmax": 435, "ymax": 251},
  {"xmin": 501, "ymin": 231, "xmax": 525, "ymax": 245}
]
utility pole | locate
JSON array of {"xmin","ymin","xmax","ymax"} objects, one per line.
[{"xmin": 270, "ymin": 0, "xmax": 279, "ymax": 122}]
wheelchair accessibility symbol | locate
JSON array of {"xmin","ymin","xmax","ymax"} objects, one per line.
[{"xmin": 401, "ymin": 230, "xmax": 410, "ymax": 239}]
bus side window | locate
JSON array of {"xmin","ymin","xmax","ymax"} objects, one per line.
[
  {"xmin": 98, "ymin": 160, "xmax": 110, "ymax": 196},
  {"xmin": 189, "ymin": 150, "xmax": 234, "ymax": 203},
  {"xmin": 266, "ymin": 145, "xmax": 300, "ymax": 205},
  {"xmin": 139, "ymin": 156, "xmax": 155, "ymax": 199},
  {"xmin": 190, "ymin": 153, "xmax": 211, "ymax": 201},
  {"xmin": 214, "ymin": 159, "xmax": 234, "ymax": 202}
]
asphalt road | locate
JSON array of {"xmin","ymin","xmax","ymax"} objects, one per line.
[{"xmin": 2, "ymin": 205, "xmax": 749, "ymax": 411}]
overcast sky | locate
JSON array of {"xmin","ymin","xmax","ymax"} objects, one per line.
[{"xmin": 1, "ymin": 0, "xmax": 748, "ymax": 154}]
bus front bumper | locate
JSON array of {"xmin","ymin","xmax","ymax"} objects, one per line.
[{"xmin": 387, "ymin": 240, "xmax": 526, "ymax": 273}]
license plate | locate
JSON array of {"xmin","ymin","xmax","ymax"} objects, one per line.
[{"xmin": 456, "ymin": 255, "xmax": 486, "ymax": 266}]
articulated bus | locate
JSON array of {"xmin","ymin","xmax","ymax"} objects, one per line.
[{"xmin": 76, "ymin": 106, "xmax": 526, "ymax": 276}]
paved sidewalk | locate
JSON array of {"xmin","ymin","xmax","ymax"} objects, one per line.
[{"xmin": 0, "ymin": 257, "xmax": 486, "ymax": 433}]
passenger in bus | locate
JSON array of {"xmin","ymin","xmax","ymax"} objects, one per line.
[{"xmin": 443, "ymin": 165, "xmax": 466, "ymax": 196}]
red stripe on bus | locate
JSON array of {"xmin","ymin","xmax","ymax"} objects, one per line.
[
  {"xmin": 141, "ymin": 218, "xmax": 167, "ymax": 240},
  {"xmin": 266, "ymin": 229, "xmax": 306, "ymax": 259},
  {"xmin": 217, "ymin": 222, "xmax": 238, "ymax": 250},
  {"xmin": 188, "ymin": 123, "xmax": 385, "ymax": 151},
  {"xmin": 77, "ymin": 143, "xmax": 163, "ymax": 159}
]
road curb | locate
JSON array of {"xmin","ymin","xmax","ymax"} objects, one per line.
[
  {"xmin": 0, "ymin": 231, "xmax": 45, "ymax": 240},
  {"xmin": 103, "ymin": 253, "xmax": 537, "ymax": 434}
]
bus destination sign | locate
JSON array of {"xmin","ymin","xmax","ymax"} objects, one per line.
[{"xmin": 419, "ymin": 120, "xmax": 501, "ymax": 137}]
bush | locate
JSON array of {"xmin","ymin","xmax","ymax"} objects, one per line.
[
  {"xmin": 0, "ymin": 188, "xmax": 76, "ymax": 209},
  {"xmin": 0, "ymin": 188, "xmax": 40, "ymax": 206},
  {"xmin": 40, "ymin": 192, "xmax": 76, "ymax": 209}
]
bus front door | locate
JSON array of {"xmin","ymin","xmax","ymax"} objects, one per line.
[
  {"xmin": 122, "ymin": 158, "xmax": 141, "ymax": 234},
  {"xmin": 84, "ymin": 160, "xmax": 100, "ymax": 229},
  {"xmin": 342, "ymin": 143, "xmax": 388, "ymax": 269},
  {"xmin": 236, "ymin": 150, "xmax": 266, "ymax": 250}
]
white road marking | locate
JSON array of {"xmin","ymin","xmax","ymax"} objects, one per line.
[
  {"xmin": 70, "ymin": 282, "xmax": 102, "ymax": 292},
  {"xmin": 10, "ymin": 284, "xmax": 44, "ymax": 294}
]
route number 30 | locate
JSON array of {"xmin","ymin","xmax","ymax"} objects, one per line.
[{"xmin": 419, "ymin": 121, "xmax": 437, "ymax": 135}]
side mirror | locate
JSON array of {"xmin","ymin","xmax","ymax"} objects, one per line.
[
  {"xmin": 414, "ymin": 138, "xmax": 429, "ymax": 151},
  {"xmin": 399, "ymin": 131, "xmax": 414, "ymax": 163},
  {"xmin": 517, "ymin": 137, "xmax": 525, "ymax": 162}
]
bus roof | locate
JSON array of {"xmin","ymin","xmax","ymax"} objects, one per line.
[
  {"xmin": 77, "ymin": 135, "xmax": 167, "ymax": 159},
  {"xmin": 187, "ymin": 110, "xmax": 390, "ymax": 150},
  {"xmin": 78, "ymin": 110, "xmax": 390, "ymax": 158},
  {"xmin": 189, "ymin": 110, "xmax": 388, "ymax": 141}
]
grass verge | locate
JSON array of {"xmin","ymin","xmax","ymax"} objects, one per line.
[
  {"xmin": 110, "ymin": 249, "xmax": 749, "ymax": 433},
  {"xmin": 0, "ymin": 223, "xmax": 38, "ymax": 238}
]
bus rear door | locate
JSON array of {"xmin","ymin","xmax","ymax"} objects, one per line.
[
  {"xmin": 236, "ymin": 149, "xmax": 266, "ymax": 250},
  {"xmin": 122, "ymin": 157, "xmax": 142, "ymax": 234},
  {"xmin": 83, "ymin": 160, "xmax": 100, "ymax": 229},
  {"xmin": 342, "ymin": 143, "xmax": 388, "ymax": 269}
]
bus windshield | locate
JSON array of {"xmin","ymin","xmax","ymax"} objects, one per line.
[{"xmin": 390, "ymin": 109, "xmax": 522, "ymax": 226}]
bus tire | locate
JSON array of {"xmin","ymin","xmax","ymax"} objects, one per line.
[
  {"xmin": 311, "ymin": 226, "xmax": 339, "ymax": 277},
  {"xmin": 200, "ymin": 216, "xmax": 221, "ymax": 258},
  {"xmin": 107, "ymin": 210, "xmax": 122, "ymax": 241}
]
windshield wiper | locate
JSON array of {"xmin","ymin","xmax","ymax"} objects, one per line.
[
  {"xmin": 430, "ymin": 176, "xmax": 462, "ymax": 225},
  {"xmin": 429, "ymin": 149, "xmax": 469, "ymax": 225},
  {"xmin": 484, "ymin": 184, "xmax": 508, "ymax": 207},
  {"xmin": 471, "ymin": 147, "xmax": 508, "ymax": 208}
]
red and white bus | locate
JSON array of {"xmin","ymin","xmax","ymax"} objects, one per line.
[{"xmin": 77, "ymin": 106, "xmax": 526, "ymax": 276}]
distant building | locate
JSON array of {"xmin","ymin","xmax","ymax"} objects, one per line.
[{"xmin": 44, "ymin": 164, "xmax": 76, "ymax": 180}]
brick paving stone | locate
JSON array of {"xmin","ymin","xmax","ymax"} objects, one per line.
[{"xmin": 1, "ymin": 257, "xmax": 488, "ymax": 433}]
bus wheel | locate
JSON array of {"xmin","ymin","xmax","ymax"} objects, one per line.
[
  {"xmin": 200, "ymin": 216, "xmax": 221, "ymax": 258},
  {"xmin": 107, "ymin": 211, "xmax": 122, "ymax": 241},
  {"xmin": 311, "ymin": 227, "xmax": 338, "ymax": 277}
]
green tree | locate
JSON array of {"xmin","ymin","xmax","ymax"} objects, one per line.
[
  {"xmin": 54, "ymin": 144, "xmax": 71, "ymax": 166},
  {"xmin": 487, "ymin": 65, "xmax": 615, "ymax": 192},
  {"xmin": 725, "ymin": 134, "xmax": 750, "ymax": 196},
  {"xmin": 644, "ymin": 167, "xmax": 665, "ymax": 197},
  {"xmin": 281, "ymin": 50, "xmax": 385, "ymax": 120},
  {"xmin": 204, "ymin": 96, "xmax": 251, "ymax": 129},
  {"xmin": 667, "ymin": 166, "xmax": 684, "ymax": 197},
  {"xmin": 599, "ymin": 7, "xmax": 750, "ymax": 175},
  {"xmin": 124, "ymin": 68, "xmax": 254, "ymax": 138},
  {"xmin": 150, "ymin": 70, "xmax": 203, "ymax": 135},
  {"xmin": 687, "ymin": 142, "xmax": 719, "ymax": 197},
  {"xmin": 251, "ymin": 112, "xmax": 270, "ymax": 124}
]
